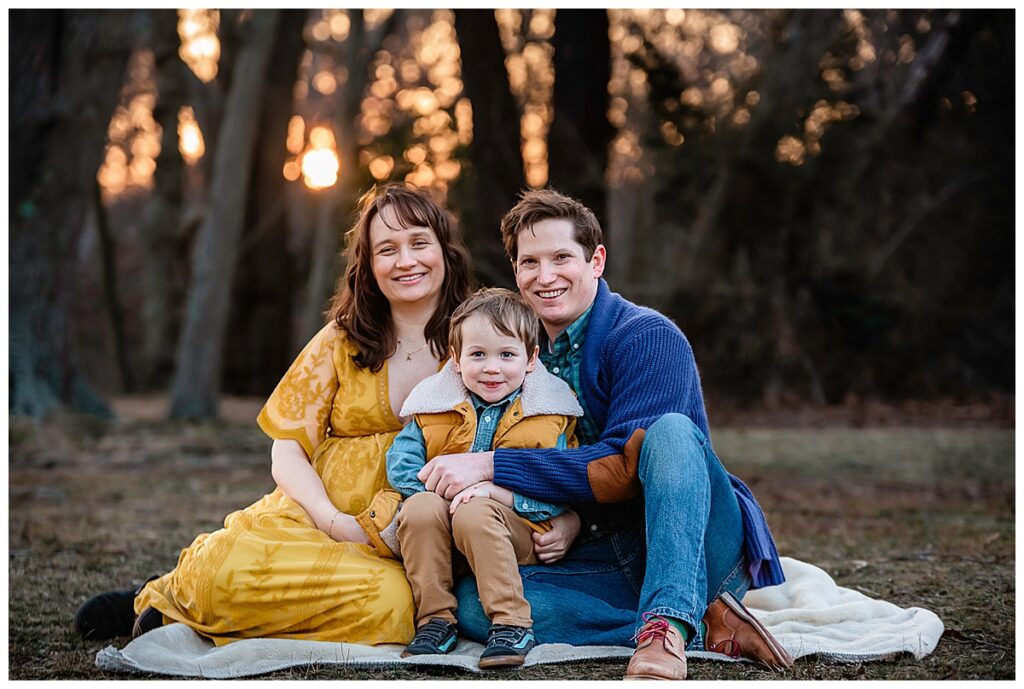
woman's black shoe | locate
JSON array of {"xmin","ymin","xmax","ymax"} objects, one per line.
[
  {"xmin": 74, "ymin": 576, "xmax": 159, "ymax": 641},
  {"xmin": 74, "ymin": 588, "xmax": 137, "ymax": 640},
  {"xmin": 131, "ymin": 607, "xmax": 164, "ymax": 638}
]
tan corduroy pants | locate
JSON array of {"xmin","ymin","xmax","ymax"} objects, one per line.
[{"xmin": 397, "ymin": 491, "xmax": 539, "ymax": 629}]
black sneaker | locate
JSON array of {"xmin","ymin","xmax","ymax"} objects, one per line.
[
  {"xmin": 478, "ymin": 624, "xmax": 536, "ymax": 669},
  {"xmin": 74, "ymin": 576, "xmax": 158, "ymax": 641},
  {"xmin": 401, "ymin": 618, "xmax": 459, "ymax": 657}
]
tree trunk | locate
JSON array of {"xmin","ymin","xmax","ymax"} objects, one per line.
[
  {"xmin": 92, "ymin": 177, "xmax": 135, "ymax": 392},
  {"xmin": 225, "ymin": 9, "xmax": 308, "ymax": 395},
  {"xmin": 137, "ymin": 9, "xmax": 199, "ymax": 389},
  {"xmin": 10, "ymin": 10, "xmax": 136, "ymax": 418},
  {"xmin": 299, "ymin": 190, "xmax": 343, "ymax": 343},
  {"xmin": 169, "ymin": 10, "xmax": 281, "ymax": 419},
  {"xmin": 548, "ymin": 9, "xmax": 614, "ymax": 228},
  {"xmin": 453, "ymin": 9, "xmax": 523, "ymax": 287}
]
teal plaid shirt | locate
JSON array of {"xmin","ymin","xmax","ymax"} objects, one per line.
[{"xmin": 539, "ymin": 305, "xmax": 599, "ymax": 446}]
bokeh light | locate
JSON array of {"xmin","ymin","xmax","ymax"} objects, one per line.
[
  {"xmin": 177, "ymin": 106, "xmax": 205, "ymax": 164},
  {"xmin": 97, "ymin": 49, "xmax": 162, "ymax": 200},
  {"xmin": 496, "ymin": 9, "xmax": 556, "ymax": 188},
  {"xmin": 178, "ymin": 9, "xmax": 220, "ymax": 83}
]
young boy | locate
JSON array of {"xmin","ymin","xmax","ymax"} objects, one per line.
[{"xmin": 385, "ymin": 288, "xmax": 582, "ymax": 669}]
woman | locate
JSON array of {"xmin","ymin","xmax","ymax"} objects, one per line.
[{"xmin": 75, "ymin": 183, "xmax": 565, "ymax": 645}]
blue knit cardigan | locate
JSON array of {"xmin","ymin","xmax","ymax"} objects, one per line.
[{"xmin": 493, "ymin": 279, "xmax": 785, "ymax": 589}]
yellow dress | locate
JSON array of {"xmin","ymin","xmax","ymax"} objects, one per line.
[{"xmin": 134, "ymin": 324, "xmax": 415, "ymax": 645}]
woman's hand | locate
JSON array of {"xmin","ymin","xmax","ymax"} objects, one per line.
[
  {"xmin": 319, "ymin": 511, "xmax": 370, "ymax": 544},
  {"xmin": 271, "ymin": 439, "xmax": 370, "ymax": 545},
  {"xmin": 533, "ymin": 510, "xmax": 580, "ymax": 563}
]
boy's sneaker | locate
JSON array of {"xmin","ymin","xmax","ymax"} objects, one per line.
[
  {"xmin": 478, "ymin": 624, "xmax": 536, "ymax": 669},
  {"xmin": 401, "ymin": 618, "xmax": 459, "ymax": 657}
]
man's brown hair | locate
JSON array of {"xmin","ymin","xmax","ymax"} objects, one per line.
[
  {"xmin": 449, "ymin": 288, "xmax": 538, "ymax": 361},
  {"xmin": 499, "ymin": 188, "xmax": 604, "ymax": 263}
]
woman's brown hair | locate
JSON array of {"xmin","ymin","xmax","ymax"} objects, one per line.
[{"xmin": 327, "ymin": 182, "xmax": 473, "ymax": 371}]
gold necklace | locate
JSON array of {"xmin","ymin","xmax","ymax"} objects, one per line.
[{"xmin": 397, "ymin": 338, "xmax": 429, "ymax": 361}]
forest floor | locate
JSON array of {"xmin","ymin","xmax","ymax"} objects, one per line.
[{"xmin": 8, "ymin": 396, "xmax": 1014, "ymax": 680}]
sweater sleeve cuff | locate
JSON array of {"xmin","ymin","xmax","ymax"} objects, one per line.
[{"xmin": 492, "ymin": 447, "xmax": 521, "ymax": 488}]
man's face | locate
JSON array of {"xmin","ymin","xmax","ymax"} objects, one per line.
[{"xmin": 514, "ymin": 218, "xmax": 605, "ymax": 340}]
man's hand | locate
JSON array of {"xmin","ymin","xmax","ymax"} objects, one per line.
[
  {"xmin": 533, "ymin": 510, "xmax": 581, "ymax": 563},
  {"xmin": 418, "ymin": 451, "xmax": 494, "ymax": 499},
  {"xmin": 448, "ymin": 481, "xmax": 494, "ymax": 515}
]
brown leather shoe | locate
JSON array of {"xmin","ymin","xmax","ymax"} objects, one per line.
[
  {"xmin": 625, "ymin": 613, "xmax": 687, "ymax": 680},
  {"xmin": 703, "ymin": 592, "xmax": 793, "ymax": 671}
]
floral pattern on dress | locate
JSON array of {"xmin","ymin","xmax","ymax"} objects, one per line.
[{"xmin": 133, "ymin": 325, "xmax": 414, "ymax": 645}]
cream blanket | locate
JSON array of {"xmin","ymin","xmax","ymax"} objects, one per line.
[{"xmin": 95, "ymin": 557, "xmax": 944, "ymax": 677}]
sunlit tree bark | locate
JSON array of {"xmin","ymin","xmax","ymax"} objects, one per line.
[
  {"xmin": 169, "ymin": 10, "xmax": 280, "ymax": 419},
  {"xmin": 10, "ymin": 10, "xmax": 136, "ymax": 418}
]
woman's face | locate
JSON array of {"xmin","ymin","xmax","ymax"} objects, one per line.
[{"xmin": 369, "ymin": 204, "xmax": 446, "ymax": 309}]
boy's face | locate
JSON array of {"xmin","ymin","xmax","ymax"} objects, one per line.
[{"xmin": 453, "ymin": 313, "xmax": 538, "ymax": 404}]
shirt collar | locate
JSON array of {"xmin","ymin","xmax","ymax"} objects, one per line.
[
  {"xmin": 469, "ymin": 388, "xmax": 520, "ymax": 412},
  {"xmin": 543, "ymin": 304, "xmax": 594, "ymax": 354}
]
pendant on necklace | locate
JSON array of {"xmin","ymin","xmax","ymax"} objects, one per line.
[{"xmin": 398, "ymin": 338, "xmax": 428, "ymax": 361}]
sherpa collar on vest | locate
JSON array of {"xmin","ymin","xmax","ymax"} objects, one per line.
[{"xmin": 400, "ymin": 359, "xmax": 584, "ymax": 419}]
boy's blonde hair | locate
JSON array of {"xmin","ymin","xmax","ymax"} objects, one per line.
[{"xmin": 449, "ymin": 288, "xmax": 538, "ymax": 360}]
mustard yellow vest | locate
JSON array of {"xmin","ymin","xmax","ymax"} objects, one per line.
[
  {"xmin": 406, "ymin": 361, "xmax": 583, "ymax": 534},
  {"xmin": 417, "ymin": 398, "xmax": 577, "ymax": 461},
  {"xmin": 418, "ymin": 400, "xmax": 578, "ymax": 534}
]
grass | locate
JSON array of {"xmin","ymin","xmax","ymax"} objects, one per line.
[{"xmin": 8, "ymin": 409, "xmax": 1014, "ymax": 680}]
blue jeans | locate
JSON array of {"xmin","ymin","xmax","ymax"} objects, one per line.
[{"xmin": 455, "ymin": 413, "xmax": 750, "ymax": 649}]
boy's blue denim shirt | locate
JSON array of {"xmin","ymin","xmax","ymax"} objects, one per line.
[{"xmin": 386, "ymin": 389, "xmax": 567, "ymax": 521}]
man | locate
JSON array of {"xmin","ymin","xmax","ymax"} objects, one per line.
[{"xmin": 418, "ymin": 189, "xmax": 792, "ymax": 680}]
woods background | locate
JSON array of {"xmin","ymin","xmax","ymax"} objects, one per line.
[{"xmin": 9, "ymin": 9, "xmax": 1014, "ymax": 421}]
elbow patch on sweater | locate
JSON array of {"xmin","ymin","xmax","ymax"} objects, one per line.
[{"xmin": 586, "ymin": 428, "xmax": 646, "ymax": 502}]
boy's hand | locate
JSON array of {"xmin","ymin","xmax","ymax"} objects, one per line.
[
  {"xmin": 418, "ymin": 451, "xmax": 494, "ymax": 498},
  {"xmin": 533, "ymin": 510, "xmax": 580, "ymax": 563},
  {"xmin": 448, "ymin": 481, "xmax": 493, "ymax": 515}
]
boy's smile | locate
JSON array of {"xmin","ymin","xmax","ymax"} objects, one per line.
[{"xmin": 453, "ymin": 313, "xmax": 538, "ymax": 404}]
